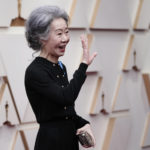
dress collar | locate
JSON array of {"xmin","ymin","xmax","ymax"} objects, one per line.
[{"xmin": 35, "ymin": 56, "xmax": 59, "ymax": 67}]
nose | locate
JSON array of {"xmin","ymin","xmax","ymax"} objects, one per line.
[{"xmin": 61, "ymin": 33, "xmax": 69, "ymax": 42}]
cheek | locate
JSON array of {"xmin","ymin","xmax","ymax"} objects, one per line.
[{"xmin": 48, "ymin": 38, "xmax": 60, "ymax": 46}]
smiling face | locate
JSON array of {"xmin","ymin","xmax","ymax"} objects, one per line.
[{"xmin": 42, "ymin": 18, "xmax": 70, "ymax": 60}]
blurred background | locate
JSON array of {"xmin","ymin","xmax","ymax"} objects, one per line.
[{"xmin": 0, "ymin": 0, "xmax": 150, "ymax": 150}]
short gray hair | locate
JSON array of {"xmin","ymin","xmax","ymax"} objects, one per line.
[{"xmin": 25, "ymin": 5, "xmax": 69, "ymax": 51}]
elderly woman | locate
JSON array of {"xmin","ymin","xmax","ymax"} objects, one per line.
[{"xmin": 25, "ymin": 5, "xmax": 96, "ymax": 150}]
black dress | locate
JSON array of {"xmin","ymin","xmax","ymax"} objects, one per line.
[{"xmin": 24, "ymin": 57, "xmax": 89, "ymax": 150}]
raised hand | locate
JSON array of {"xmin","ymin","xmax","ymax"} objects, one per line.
[{"xmin": 80, "ymin": 34, "xmax": 97, "ymax": 65}]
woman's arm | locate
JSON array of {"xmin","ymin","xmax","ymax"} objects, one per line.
[{"xmin": 74, "ymin": 115, "xmax": 90, "ymax": 129}]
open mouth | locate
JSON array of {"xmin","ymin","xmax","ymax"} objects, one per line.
[{"xmin": 58, "ymin": 45, "xmax": 66, "ymax": 51}]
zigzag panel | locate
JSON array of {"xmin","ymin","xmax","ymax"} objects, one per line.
[
  {"xmin": 0, "ymin": 34, "xmax": 32, "ymax": 121},
  {"xmin": 122, "ymin": 33, "xmax": 150, "ymax": 71},
  {"xmin": 0, "ymin": 54, "xmax": 6, "ymax": 76},
  {"xmin": 111, "ymin": 75, "xmax": 130, "ymax": 112},
  {"xmin": 0, "ymin": 0, "xmax": 17, "ymax": 27},
  {"xmin": 108, "ymin": 116, "xmax": 131, "ymax": 150},
  {"xmin": 141, "ymin": 113, "xmax": 150, "ymax": 148},
  {"xmin": 76, "ymin": 72, "xmax": 100, "ymax": 115},
  {"xmin": 0, "ymin": 125, "xmax": 17, "ymax": 149},
  {"xmin": 89, "ymin": 76, "xmax": 103, "ymax": 115},
  {"xmin": 22, "ymin": 0, "xmax": 72, "ymax": 20},
  {"xmin": 69, "ymin": 0, "xmax": 88, "ymax": 28},
  {"xmin": 22, "ymin": 103, "xmax": 36, "ymax": 123},
  {"xmin": 0, "ymin": 77, "xmax": 6, "ymax": 103},
  {"xmin": 90, "ymin": 0, "xmax": 139, "ymax": 29},
  {"xmin": 0, "ymin": 84, "xmax": 19, "ymax": 126},
  {"xmin": 90, "ymin": 32, "xmax": 128, "ymax": 112},
  {"xmin": 23, "ymin": 128, "xmax": 39, "ymax": 150},
  {"xmin": 13, "ymin": 132, "xmax": 26, "ymax": 150},
  {"xmin": 142, "ymin": 73, "xmax": 150, "ymax": 106},
  {"xmin": 134, "ymin": 0, "xmax": 150, "ymax": 30},
  {"xmin": 133, "ymin": 0, "xmax": 144, "ymax": 29}
]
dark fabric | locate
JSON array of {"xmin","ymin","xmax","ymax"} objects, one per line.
[
  {"xmin": 24, "ymin": 57, "xmax": 89, "ymax": 150},
  {"xmin": 34, "ymin": 120, "xmax": 79, "ymax": 150}
]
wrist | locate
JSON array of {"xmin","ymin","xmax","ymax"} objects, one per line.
[
  {"xmin": 82, "ymin": 60, "xmax": 88, "ymax": 65},
  {"xmin": 85, "ymin": 123, "xmax": 90, "ymax": 127}
]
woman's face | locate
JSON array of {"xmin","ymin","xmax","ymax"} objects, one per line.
[{"xmin": 42, "ymin": 18, "xmax": 70, "ymax": 58}]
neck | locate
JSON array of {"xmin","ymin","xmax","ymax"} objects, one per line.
[{"xmin": 40, "ymin": 50, "xmax": 58, "ymax": 63}]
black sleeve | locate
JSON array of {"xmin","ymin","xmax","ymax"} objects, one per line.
[
  {"xmin": 25, "ymin": 63, "xmax": 88, "ymax": 106},
  {"xmin": 63, "ymin": 64, "xmax": 90, "ymax": 128},
  {"xmin": 74, "ymin": 114, "xmax": 90, "ymax": 129}
]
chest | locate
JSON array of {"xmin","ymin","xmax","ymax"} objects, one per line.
[{"xmin": 47, "ymin": 65, "xmax": 69, "ymax": 87}]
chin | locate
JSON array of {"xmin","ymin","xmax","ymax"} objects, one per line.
[
  {"xmin": 57, "ymin": 54, "xmax": 64, "ymax": 58},
  {"xmin": 59, "ymin": 52, "xmax": 65, "ymax": 56},
  {"xmin": 60, "ymin": 54, "xmax": 65, "ymax": 57}
]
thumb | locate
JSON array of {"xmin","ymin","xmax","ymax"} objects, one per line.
[{"xmin": 76, "ymin": 129, "xmax": 81, "ymax": 135}]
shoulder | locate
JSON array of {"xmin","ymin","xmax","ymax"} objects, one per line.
[
  {"xmin": 25, "ymin": 58, "xmax": 47, "ymax": 81},
  {"xmin": 25, "ymin": 59, "xmax": 40, "ymax": 74}
]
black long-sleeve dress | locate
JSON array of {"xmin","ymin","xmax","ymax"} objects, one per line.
[{"xmin": 25, "ymin": 56, "xmax": 89, "ymax": 150}]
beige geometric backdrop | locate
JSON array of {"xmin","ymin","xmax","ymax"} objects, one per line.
[{"xmin": 0, "ymin": 0, "xmax": 150, "ymax": 150}]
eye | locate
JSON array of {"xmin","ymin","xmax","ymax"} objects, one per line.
[
  {"xmin": 57, "ymin": 32, "xmax": 62, "ymax": 36},
  {"xmin": 65, "ymin": 30, "xmax": 69, "ymax": 34}
]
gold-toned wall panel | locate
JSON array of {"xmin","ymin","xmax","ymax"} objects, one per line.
[
  {"xmin": 111, "ymin": 75, "xmax": 130, "ymax": 113},
  {"xmin": 133, "ymin": 0, "xmax": 144, "ymax": 29},
  {"xmin": 22, "ymin": 103, "xmax": 36, "ymax": 123},
  {"xmin": 0, "ymin": 84, "xmax": 19, "ymax": 126},
  {"xmin": 142, "ymin": 73, "xmax": 150, "ymax": 106},
  {"xmin": 134, "ymin": 0, "xmax": 150, "ymax": 30},
  {"xmin": 0, "ymin": 126, "xmax": 17, "ymax": 149},
  {"xmin": 141, "ymin": 113, "xmax": 150, "ymax": 148},
  {"xmin": 90, "ymin": 0, "xmax": 138, "ymax": 29},
  {"xmin": 102, "ymin": 118, "xmax": 116, "ymax": 150},
  {"xmin": 89, "ymin": 76, "xmax": 103, "ymax": 115}
]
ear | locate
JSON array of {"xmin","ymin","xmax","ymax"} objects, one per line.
[{"xmin": 41, "ymin": 39, "xmax": 47, "ymax": 46}]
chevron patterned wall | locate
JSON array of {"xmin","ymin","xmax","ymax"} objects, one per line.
[{"xmin": 0, "ymin": 0, "xmax": 150, "ymax": 150}]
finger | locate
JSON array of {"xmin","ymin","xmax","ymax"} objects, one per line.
[
  {"xmin": 76, "ymin": 130, "xmax": 80, "ymax": 135},
  {"xmin": 80, "ymin": 34, "xmax": 88, "ymax": 50},
  {"xmin": 83, "ymin": 145, "xmax": 90, "ymax": 148},
  {"xmin": 89, "ymin": 52, "xmax": 97, "ymax": 63},
  {"xmin": 80, "ymin": 34, "xmax": 87, "ymax": 41},
  {"xmin": 76, "ymin": 129, "xmax": 83, "ymax": 135}
]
